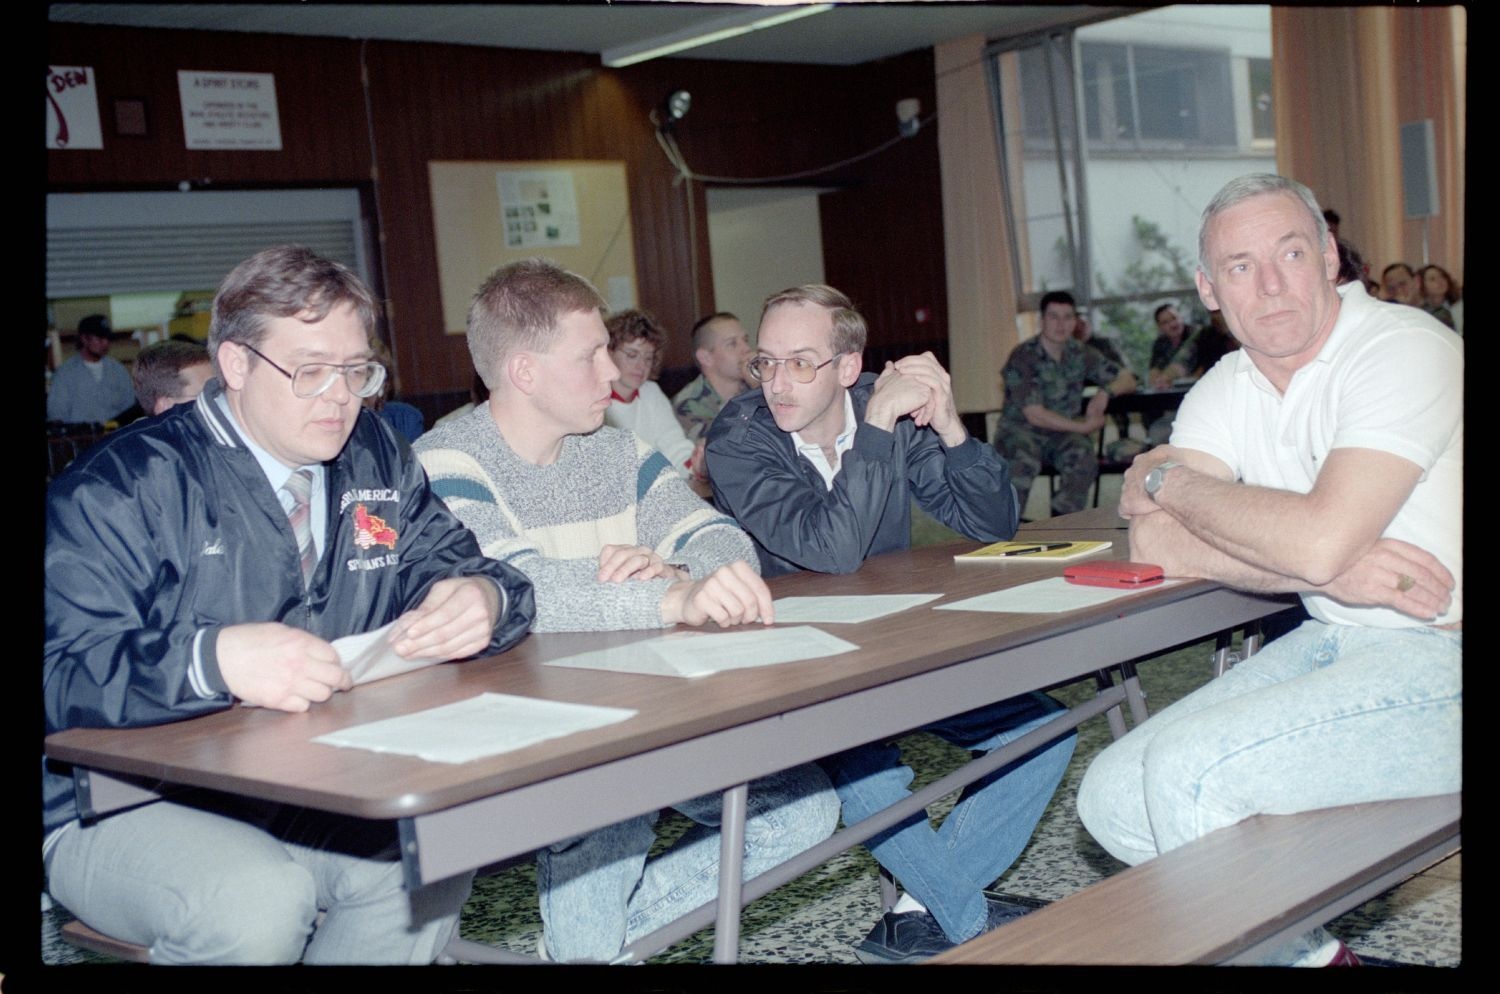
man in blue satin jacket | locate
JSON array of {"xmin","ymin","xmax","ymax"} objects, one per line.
[{"xmin": 43, "ymin": 245, "xmax": 535, "ymax": 965}]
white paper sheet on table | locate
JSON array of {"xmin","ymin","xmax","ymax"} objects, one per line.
[
  {"xmin": 311, "ymin": 692, "xmax": 637, "ymax": 764},
  {"xmin": 332, "ymin": 619, "xmax": 439, "ymax": 686},
  {"xmin": 770, "ymin": 594, "xmax": 942, "ymax": 624},
  {"xmin": 544, "ymin": 625, "xmax": 858, "ymax": 678},
  {"xmin": 934, "ymin": 576, "xmax": 1181, "ymax": 614}
]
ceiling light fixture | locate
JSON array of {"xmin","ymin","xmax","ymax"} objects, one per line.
[
  {"xmin": 663, "ymin": 89, "xmax": 692, "ymax": 126},
  {"xmin": 896, "ymin": 98, "xmax": 921, "ymax": 138},
  {"xmin": 602, "ymin": 3, "xmax": 834, "ymax": 69}
]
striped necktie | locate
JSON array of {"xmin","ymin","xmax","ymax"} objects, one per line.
[{"xmin": 281, "ymin": 468, "xmax": 317, "ymax": 587}]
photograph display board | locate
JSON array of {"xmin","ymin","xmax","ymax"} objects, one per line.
[{"xmin": 429, "ymin": 160, "xmax": 637, "ymax": 335}]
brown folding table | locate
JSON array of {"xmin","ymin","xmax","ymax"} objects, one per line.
[{"xmin": 46, "ymin": 522, "xmax": 1294, "ymax": 963}]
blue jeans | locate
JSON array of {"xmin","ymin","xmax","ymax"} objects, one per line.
[
  {"xmin": 536, "ymin": 763, "xmax": 838, "ymax": 962},
  {"xmin": 45, "ymin": 799, "xmax": 470, "ymax": 964},
  {"xmin": 824, "ymin": 692, "xmax": 1076, "ymax": 943},
  {"xmin": 1077, "ymin": 620, "xmax": 1461, "ymax": 963}
]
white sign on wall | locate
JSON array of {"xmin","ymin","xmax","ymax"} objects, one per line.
[
  {"xmin": 177, "ymin": 71, "xmax": 283, "ymax": 150},
  {"xmin": 46, "ymin": 66, "xmax": 104, "ymax": 150}
]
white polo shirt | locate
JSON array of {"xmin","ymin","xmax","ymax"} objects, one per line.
[{"xmin": 1170, "ymin": 282, "xmax": 1462, "ymax": 628}]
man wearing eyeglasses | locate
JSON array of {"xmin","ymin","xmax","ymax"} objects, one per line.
[
  {"xmin": 705, "ymin": 285, "xmax": 1074, "ymax": 964},
  {"xmin": 707, "ymin": 284, "xmax": 1020, "ymax": 577},
  {"xmin": 44, "ymin": 245, "xmax": 536, "ymax": 964}
]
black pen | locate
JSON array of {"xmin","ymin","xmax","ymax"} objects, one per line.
[{"xmin": 997, "ymin": 543, "xmax": 1072, "ymax": 557}]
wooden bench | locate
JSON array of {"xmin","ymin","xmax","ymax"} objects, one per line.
[
  {"xmin": 932, "ymin": 792, "xmax": 1460, "ymax": 965},
  {"xmin": 60, "ymin": 919, "xmax": 150, "ymax": 963},
  {"xmin": 60, "ymin": 907, "xmax": 335, "ymax": 965}
]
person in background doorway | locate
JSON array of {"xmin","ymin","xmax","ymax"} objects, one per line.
[{"xmin": 48, "ymin": 314, "xmax": 136, "ymax": 425}]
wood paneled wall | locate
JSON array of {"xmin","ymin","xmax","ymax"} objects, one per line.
[
  {"xmin": 49, "ymin": 23, "xmax": 947, "ymax": 397},
  {"xmin": 47, "ymin": 24, "xmax": 372, "ymax": 187}
]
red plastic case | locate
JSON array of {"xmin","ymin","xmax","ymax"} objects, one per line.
[{"xmin": 1063, "ymin": 560, "xmax": 1165, "ymax": 588}]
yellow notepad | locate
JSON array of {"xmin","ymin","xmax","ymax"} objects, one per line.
[{"xmin": 954, "ymin": 540, "xmax": 1113, "ymax": 562}]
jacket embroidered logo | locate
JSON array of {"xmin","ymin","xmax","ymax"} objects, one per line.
[{"xmin": 353, "ymin": 504, "xmax": 398, "ymax": 550}]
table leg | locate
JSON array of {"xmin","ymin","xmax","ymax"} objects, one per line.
[
  {"xmin": 1211, "ymin": 631, "xmax": 1236, "ymax": 678},
  {"xmin": 1120, "ymin": 660, "xmax": 1149, "ymax": 726},
  {"xmin": 713, "ymin": 783, "xmax": 749, "ymax": 964},
  {"xmin": 1243, "ymin": 622, "xmax": 1264, "ymax": 659},
  {"xmin": 625, "ymin": 699, "xmax": 1114, "ymax": 960},
  {"xmin": 73, "ymin": 768, "xmax": 166, "ymax": 820},
  {"xmin": 1096, "ymin": 671, "xmax": 1128, "ymax": 740},
  {"xmin": 879, "ymin": 867, "xmax": 899, "ymax": 912}
]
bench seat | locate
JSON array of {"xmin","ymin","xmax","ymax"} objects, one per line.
[{"xmin": 932, "ymin": 792, "xmax": 1460, "ymax": 965}]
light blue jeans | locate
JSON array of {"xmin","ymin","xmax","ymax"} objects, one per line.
[
  {"xmin": 536, "ymin": 762, "xmax": 839, "ymax": 962},
  {"xmin": 1077, "ymin": 620, "xmax": 1461, "ymax": 963},
  {"xmin": 45, "ymin": 798, "xmax": 471, "ymax": 964},
  {"xmin": 824, "ymin": 692, "xmax": 1076, "ymax": 943}
]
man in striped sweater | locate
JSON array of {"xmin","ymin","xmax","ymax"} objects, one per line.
[{"xmin": 414, "ymin": 258, "xmax": 837, "ymax": 963}]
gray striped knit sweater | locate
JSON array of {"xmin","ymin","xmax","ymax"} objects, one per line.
[{"xmin": 415, "ymin": 407, "xmax": 757, "ymax": 632}]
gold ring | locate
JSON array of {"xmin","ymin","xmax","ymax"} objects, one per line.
[{"xmin": 1396, "ymin": 573, "xmax": 1416, "ymax": 593}]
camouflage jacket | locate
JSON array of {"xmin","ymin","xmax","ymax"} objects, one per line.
[
  {"xmin": 672, "ymin": 373, "xmax": 727, "ymax": 441},
  {"xmin": 999, "ymin": 337, "xmax": 1121, "ymax": 427}
]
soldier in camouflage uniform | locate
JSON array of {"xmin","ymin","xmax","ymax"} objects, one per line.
[
  {"xmin": 995, "ymin": 290, "xmax": 1137, "ymax": 516},
  {"xmin": 672, "ymin": 374, "xmax": 727, "ymax": 440},
  {"xmin": 1149, "ymin": 303, "xmax": 1194, "ymax": 387},
  {"xmin": 672, "ymin": 312, "xmax": 753, "ymax": 440},
  {"xmin": 1074, "ymin": 311, "xmax": 1131, "ymax": 373}
]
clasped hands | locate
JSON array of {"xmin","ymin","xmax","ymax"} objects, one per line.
[{"xmin": 865, "ymin": 352, "xmax": 967, "ymax": 447}]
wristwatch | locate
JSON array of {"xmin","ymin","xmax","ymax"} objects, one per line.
[{"xmin": 1144, "ymin": 461, "xmax": 1181, "ymax": 502}]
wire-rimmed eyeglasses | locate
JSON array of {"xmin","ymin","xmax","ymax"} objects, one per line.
[
  {"xmin": 240, "ymin": 342, "xmax": 387, "ymax": 399},
  {"xmin": 745, "ymin": 353, "xmax": 843, "ymax": 384}
]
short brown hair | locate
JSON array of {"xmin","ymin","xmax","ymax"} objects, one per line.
[
  {"xmin": 467, "ymin": 258, "xmax": 607, "ymax": 388},
  {"xmin": 604, "ymin": 309, "xmax": 667, "ymax": 377},
  {"xmin": 690, "ymin": 311, "xmax": 739, "ymax": 351},
  {"xmin": 209, "ymin": 245, "xmax": 376, "ymax": 375},
  {"xmin": 760, "ymin": 284, "xmax": 866, "ymax": 356},
  {"xmin": 132, "ymin": 339, "xmax": 210, "ymax": 412}
]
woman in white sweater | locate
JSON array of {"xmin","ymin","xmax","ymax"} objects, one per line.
[{"xmin": 604, "ymin": 309, "xmax": 707, "ymax": 483}]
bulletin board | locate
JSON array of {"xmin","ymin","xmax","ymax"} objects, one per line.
[{"xmin": 428, "ymin": 160, "xmax": 638, "ymax": 335}]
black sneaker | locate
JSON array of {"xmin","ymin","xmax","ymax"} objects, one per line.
[
  {"xmin": 852, "ymin": 910, "xmax": 955, "ymax": 965},
  {"xmin": 981, "ymin": 891, "xmax": 1049, "ymax": 931}
]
